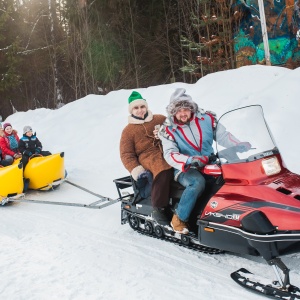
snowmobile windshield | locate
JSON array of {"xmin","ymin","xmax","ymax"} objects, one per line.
[{"xmin": 215, "ymin": 105, "xmax": 278, "ymax": 165}]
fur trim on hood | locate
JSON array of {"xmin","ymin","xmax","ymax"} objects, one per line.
[{"xmin": 166, "ymin": 88, "xmax": 198, "ymax": 116}]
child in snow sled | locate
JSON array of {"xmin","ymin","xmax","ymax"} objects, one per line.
[
  {"xmin": 18, "ymin": 125, "xmax": 51, "ymax": 169},
  {"xmin": 0, "ymin": 125, "xmax": 11, "ymax": 167}
]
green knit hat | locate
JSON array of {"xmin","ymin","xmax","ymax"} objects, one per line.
[{"xmin": 128, "ymin": 91, "xmax": 148, "ymax": 114}]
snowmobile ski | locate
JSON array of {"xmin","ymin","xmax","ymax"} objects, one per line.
[{"xmin": 231, "ymin": 268, "xmax": 300, "ymax": 300}]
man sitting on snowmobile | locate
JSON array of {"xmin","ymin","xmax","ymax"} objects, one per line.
[
  {"xmin": 120, "ymin": 91, "xmax": 173, "ymax": 225},
  {"xmin": 158, "ymin": 88, "xmax": 251, "ymax": 234}
]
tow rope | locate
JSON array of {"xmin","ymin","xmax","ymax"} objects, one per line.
[
  {"xmin": 65, "ymin": 179, "xmax": 110, "ymax": 200},
  {"xmin": 8, "ymin": 197, "xmax": 119, "ymax": 209},
  {"xmin": 3, "ymin": 180, "xmax": 119, "ymax": 209}
]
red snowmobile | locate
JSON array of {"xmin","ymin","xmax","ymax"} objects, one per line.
[{"xmin": 114, "ymin": 105, "xmax": 300, "ymax": 299}]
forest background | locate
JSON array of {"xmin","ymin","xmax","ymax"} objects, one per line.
[{"xmin": 1, "ymin": 0, "xmax": 300, "ymax": 119}]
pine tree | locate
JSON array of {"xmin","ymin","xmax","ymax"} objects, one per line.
[{"xmin": 180, "ymin": 0, "xmax": 235, "ymax": 79}]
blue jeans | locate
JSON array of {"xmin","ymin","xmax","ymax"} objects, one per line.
[{"xmin": 176, "ymin": 169, "xmax": 206, "ymax": 222}]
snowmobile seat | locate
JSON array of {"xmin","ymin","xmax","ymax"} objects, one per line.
[{"xmin": 115, "ymin": 173, "xmax": 223, "ymax": 217}]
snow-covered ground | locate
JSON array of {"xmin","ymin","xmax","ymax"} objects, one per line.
[{"xmin": 1, "ymin": 65, "xmax": 300, "ymax": 300}]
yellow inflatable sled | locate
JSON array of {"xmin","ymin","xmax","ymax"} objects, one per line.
[
  {"xmin": 24, "ymin": 152, "xmax": 65, "ymax": 191},
  {"xmin": 0, "ymin": 162, "xmax": 24, "ymax": 204}
]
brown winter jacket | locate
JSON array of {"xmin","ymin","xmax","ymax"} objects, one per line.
[{"xmin": 120, "ymin": 111, "xmax": 172, "ymax": 180}]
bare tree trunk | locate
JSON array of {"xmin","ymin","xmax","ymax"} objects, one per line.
[
  {"xmin": 128, "ymin": 0, "xmax": 139, "ymax": 87},
  {"xmin": 48, "ymin": 0, "xmax": 63, "ymax": 108},
  {"xmin": 162, "ymin": 0, "xmax": 175, "ymax": 82}
]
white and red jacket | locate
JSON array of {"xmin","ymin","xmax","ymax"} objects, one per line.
[{"xmin": 159, "ymin": 110, "xmax": 240, "ymax": 180}]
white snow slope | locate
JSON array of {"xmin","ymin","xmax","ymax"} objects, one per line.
[{"xmin": 1, "ymin": 65, "xmax": 300, "ymax": 300}]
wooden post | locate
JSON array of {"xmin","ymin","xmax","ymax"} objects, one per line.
[{"xmin": 257, "ymin": 0, "xmax": 271, "ymax": 65}]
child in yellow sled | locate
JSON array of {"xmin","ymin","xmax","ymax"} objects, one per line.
[{"xmin": 18, "ymin": 126, "xmax": 51, "ymax": 169}]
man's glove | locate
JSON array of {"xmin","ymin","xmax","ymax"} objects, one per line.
[
  {"xmin": 187, "ymin": 155, "xmax": 209, "ymax": 167},
  {"xmin": 138, "ymin": 170, "xmax": 151, "ymax": 179},
  {"xmin": 208, "ymin": 153, "xmax": 217, "ymax": 163},
  {"xmin": 35, "ymin": 148, "xmax": 41, "ymax": 154},
  {"xmin": 131, "ymin": 165, "xmax": 145, "ymax": 181},
  {"xmin": 237, "ymin": 142, "xmax": 251, "ymax": 153}
]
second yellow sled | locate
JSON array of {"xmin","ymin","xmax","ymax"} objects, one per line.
[{"xmin": 24, "ymin": 152, "xmax": 66, "ymax": 190}]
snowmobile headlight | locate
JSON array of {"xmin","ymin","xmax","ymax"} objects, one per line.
[{"xmin": 262, "ymin": 157, "xmax": 281, "ymax": 176}]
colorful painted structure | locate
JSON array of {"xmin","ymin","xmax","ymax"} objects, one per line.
[{"xmin": 232, "ymin": 0, "xmax": 300, "ymax": 67}]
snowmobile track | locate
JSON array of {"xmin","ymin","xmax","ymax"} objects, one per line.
[{"xmin": 130, "ymin": 221, "xmax": 224, "ymax": 255}]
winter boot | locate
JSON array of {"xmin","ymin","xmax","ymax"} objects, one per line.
[
  {"xmin": 151, "ymin": 208, "xmax": 170, "ymax": 226},
  {"xmin": 171, "ymin": 214, "xmax": 189, "ymax": 234}
]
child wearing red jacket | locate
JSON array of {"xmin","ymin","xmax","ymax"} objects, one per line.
[{"xmin": 0, "ymin": 123, "xmax": 22, "ymax": 165}]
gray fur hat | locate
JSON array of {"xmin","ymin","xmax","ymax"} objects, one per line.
[
  {"xmin": 23, "ymin": 125, "xmax": 33, "ymax": 134},
  {"xmin": 166, "ymin": 88, "xmax": 198, "ymax": 116}
]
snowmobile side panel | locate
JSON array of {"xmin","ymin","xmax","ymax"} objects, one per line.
[
  {"xmin": 198, "ymin": 220, "xmax": 300, "ymax": 257},
  {"xmin": 198, "ymin": 220, "xmax": 260, "ymax": 256},
  {"xmin": 202, "ymin": 176, "xmax": 300, "ymax": 230},
  {"xmin": 241, "ymin": 210, "xmax": 275, "ymax": 234}
]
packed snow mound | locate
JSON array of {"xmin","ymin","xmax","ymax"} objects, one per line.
[{"xmin": 2, "ymin": 65, "xmax": 300, "ymax": 300}]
